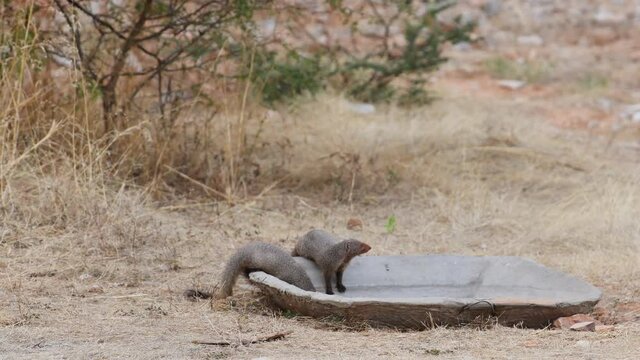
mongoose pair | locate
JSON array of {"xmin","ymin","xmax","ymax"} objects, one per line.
[{"xmin": 185, "ymin": 230, "xmax": 370, "ymax": 299}]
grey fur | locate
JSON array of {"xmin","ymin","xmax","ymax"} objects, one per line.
[
  {"xmin": 185, "ymin": 242, "xmax": 315, "ymax": 300},
  {"xmin": 292, "ymin": 229, "xmax": 371, "ymax": 295}
]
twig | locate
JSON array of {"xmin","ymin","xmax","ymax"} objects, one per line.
[
  {"xmin": 158, "ymin": 202, "xmax": 219, "ymax": 211},
  {"xmin": 471, "ymin": 146, "xmax": 586, "ymax": 172},
  {"xmin": 295, "ymin": 196, "xmax": 318, "ymax": 210},
  {"xmin": 192, "ymin": 330, "xmax": 293, "ymax": 346},
  {"xmin": 255, "ymin": 174, "xmax": 292, "ymax": 199},
  {"xmin": 163, "ymin": 165, "xmax": 229, "ymax": 201},
  {"xmin": 1, "ymin": 121, "xmax": 59, "ymax": 179},
  {"xmin": 92, "ymin": 294, "xmax": 149, "ymax": 299}
]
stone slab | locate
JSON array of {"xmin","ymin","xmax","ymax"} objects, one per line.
[{"xmin": 249, "ymin": 255, "xmax": 602, "ymax": 329}]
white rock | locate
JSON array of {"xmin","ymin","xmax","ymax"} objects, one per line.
[
  {"xmin": 497, "ymin": 80, "xmax": 526, "ymax": 90},
  {"xmin": 593, "ymin": 8, "xmax": 626, "ymax": 24},
  {"xmin": 78, "ymin": 273, "xmax": 93, "ymax": 281},
  {"xmin": 453, "ymin": 42, "xmax": 473, "ymax": 52},
  {"xmin": 258, "ymin": 18, "xmax": 276, "ymax": 39},
  {"xmin": 517, "ymin": 34, "xmax": 544, "ymax": 46},
  {"xmin": 50, "ymin": 54, "xmax": 73, "ymax": 68},
  {"xmin": 621, "ymin": 104, "xmax": 640, "ymax": 116},
  {"xmin": 575, "ymin": 340, "xmax": 591, "ymax": 349},
  {"xmin": 158, "ymin": 263, "xmax": 171, "ymax": 272},
  {"xmin": 482, "ymin": 0, "xmax": 502, "ymax": 17},
  {"xmin": 347, "ymin": 102, "xmax": 376, "ymax": 115},
  {"xmin": 619, "ymin": 104, "xmax": 640, "ymax": 122},
  {"xmin": 596, "ymin": 98, "xmax": 613, "ymax": 112},
  {"xmin": 570, "ymin": 321, "xmax": 596, "ymax": 332}
]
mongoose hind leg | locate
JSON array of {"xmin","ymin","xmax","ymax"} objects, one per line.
[{"xmin": 336, "ymin": 270, "xmax": 346, "ymax": 293}]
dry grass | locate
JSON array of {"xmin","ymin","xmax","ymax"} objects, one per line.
[{"xmin": 2, "ymin": 89, "xmax": 640, "ymax": 358}]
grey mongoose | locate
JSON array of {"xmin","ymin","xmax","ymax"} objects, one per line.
[
  {"xmin": 292, "ymin": 229, "xmax": 371, "ymax": 295},
  {"xmin": 184, "ymin": 242, "xmax": 315, "ymax": 299}
]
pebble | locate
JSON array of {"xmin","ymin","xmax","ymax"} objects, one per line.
[
  {"xmin": 570, "ymin": 321, "xmax": 596, "ymax": 332},
  {"xmin": 593, "ymin": 8, "xmax": 626, "ymax": 25},
  {"xmin": 497, "ymin": 80, "xmax": 526, "ymax": 90},
  {"xmin": 347, "ymin": 102, "xmax": 376, "ymax": 115},
  {"xmin": 517, "ymin": 34, "xmax": 544, "ymax": 46},
  {"xmin": 575, "ymin": 340, "xmax": 591, "ymax": 349}
]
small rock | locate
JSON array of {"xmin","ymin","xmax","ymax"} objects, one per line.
[
  {"xmin": 595, "ymin": 324, "xmax": 615, "ymax": 332},
  {"xmin": 553, "ymin": 314, "xmax": 597, "ymax": 330},
  {"xmin": 87, "ymin": 285, "xmax": 104, "ymax": 294},
  {"xmin": 497, "ymin": 80, "xmax": 526, "ymax": 90},
  {"xmin": 517, "ymin": 34, "xmax": 544, "ymax": 46},
  {"xmin": 452, "ymin": 42, "xmax": 473, "ymax": 52},
  {"xmin": 589, "ymin": 27, "xmax": 618, "ymax": 46},
  {"xmin": 619, "ymin": 104, "xmax": 640, "ymax": 122},
  {"xmin": 596, "ymin": 98, "xmax": 613, "ymax": 113},
  {"xmin": 78, "ymin": 273, "xmax": 93, "ymax": 281},
  {"xmin": 593, "ymin": 9, "xmax": 626, "ymax": 25},
  {"xmin": 158, "ymin": 264, "xmax": 171, "ymax": 272},
  {"xmin": 347, "ymin": 102, "xmax": 376, "ymax": 115},
  {"xmin": 621, "ymin": 104, "xmax": 640, "ymax": 114},
  {"xmin": 521, "ymin": 339, "xmax": 539, "ymax": 348},
  {"xmin": 347, "ymin": 218, "xmax": 364, "ymax": 231},
  {"xmin": 570, "ymin": 321, "xmax": 596, "ymax": 332},
  {"xmin": 266, "ymin": 110, "xmax": 280, "ymax": 119},
  {"xmin": 575, "ymin": 340, "xmax": 591, "ymax": 349},
  {"xmin": 258, "ymin": 18, "xmax": 276, "ymax": 38},
  {"xmin": 486, "ymin": 30, "xmax": 514, "ymax": 48},
  {"xmin": 482, "ymin": 0, "xmax": 502, "ymax": 17}
]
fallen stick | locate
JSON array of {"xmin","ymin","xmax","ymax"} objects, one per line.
[{"xmin": 192, "ymin": 330, "xmax": 293, "ymax": 346}]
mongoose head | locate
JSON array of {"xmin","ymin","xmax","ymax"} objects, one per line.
[{"xmin": 344, "ymin": 239, "xmax": 371, "ymax": 256}]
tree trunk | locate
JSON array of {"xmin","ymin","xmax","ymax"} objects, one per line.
[{"xmin": 102, "ymin": 87, "xmax": 116, "ymax": 135}]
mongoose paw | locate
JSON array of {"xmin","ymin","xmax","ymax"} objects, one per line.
[
  {"xmin": 325, "ymin": 290, "xmax": 335, "ymax": 295},
  {"xmin": 337, "ymin": 284, "xmax": 346, "ymax": 293}
]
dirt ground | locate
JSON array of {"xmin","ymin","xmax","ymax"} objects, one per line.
[{"xmin": 2, "ymin": 1, "xmax": 640, "ymax": 359}]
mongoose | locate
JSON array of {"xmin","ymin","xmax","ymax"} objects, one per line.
[
  {"xmin": 184, "ymin": 242, "xmax": 315, "ymax": 300},
  {"xmin": 292, "ymin": 229, "xmax": 371, "ymax": 295}
]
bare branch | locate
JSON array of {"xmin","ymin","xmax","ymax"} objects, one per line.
[{"xmin": 52, "ymin": 0, "xmax": 98, "ymax": 82}]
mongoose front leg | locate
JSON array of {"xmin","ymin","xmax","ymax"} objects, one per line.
[
  {"xmin": 336, "ymin": 270, "xmax": 346, "ymax": 293},
  {"xmin": 324, "ymin": 271, "xmax": 334, "ymax": 295}
]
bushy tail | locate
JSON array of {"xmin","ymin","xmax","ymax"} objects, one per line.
[{"xmin": 217, "ymin": 251, "xmax": 245, "ymax": 298}]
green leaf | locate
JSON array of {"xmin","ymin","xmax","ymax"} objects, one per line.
[{"xmin": 385, "ymin": 215, "xmax": 397, "ymax": 234}]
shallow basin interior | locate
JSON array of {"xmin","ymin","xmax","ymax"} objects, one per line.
[{"xmin": 292, "ymin": 255, "xmax": 602, "ymax": 304}]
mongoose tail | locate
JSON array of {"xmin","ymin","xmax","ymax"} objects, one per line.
[{"xmin": 185, "ymin": 242, "xmax": 315, "ymax": 300}]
